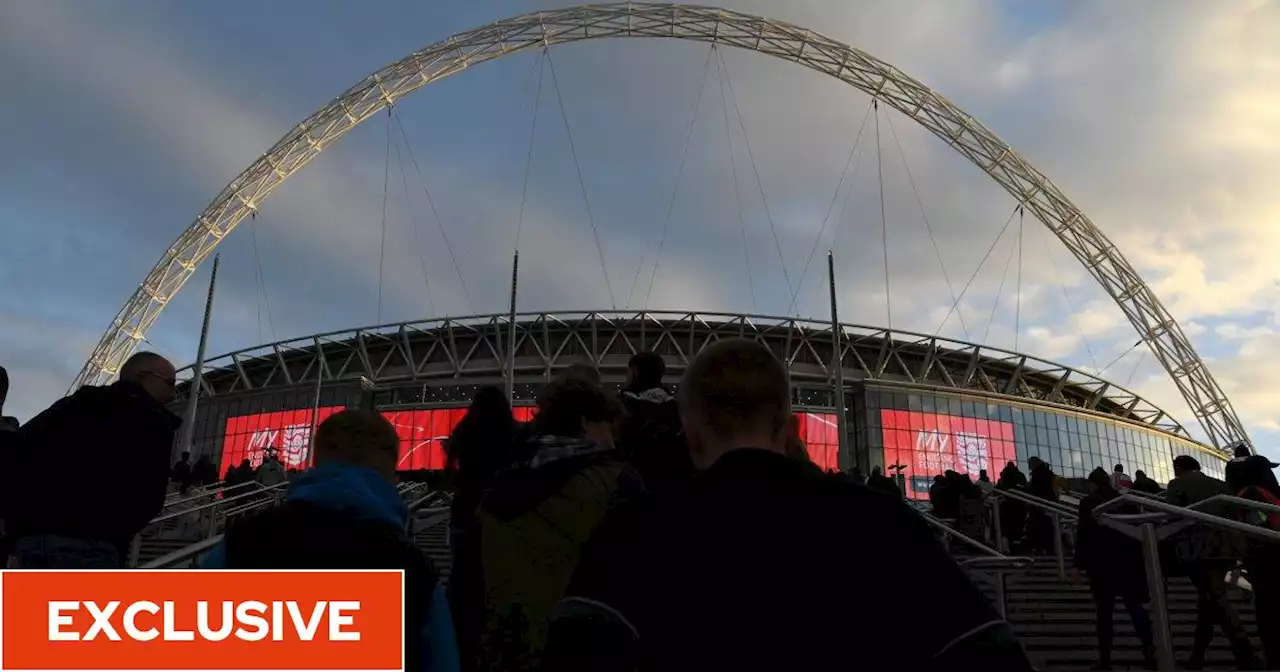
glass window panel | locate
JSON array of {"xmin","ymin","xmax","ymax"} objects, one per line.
[
  {"xmin": 920, "ymin": 395, "xmax": 935, "ymax": 414},
  {"xmin": 961, "ymin": 400, "xmax": 977, "ymax": 418},
  {"xmin": 1011, "ymin": 407, "xmax": 1024, "ymax": 423},
  {"xmin": 948, "ymin": 397, "xmax": 963, "ymax": 416},
  {"xmin": 998, "ymin": 405, "xmax": 1014, "ymax": 422},
  {"xmin": 908, "ymin": 394, "xmax": 923, "ymax": 412}
]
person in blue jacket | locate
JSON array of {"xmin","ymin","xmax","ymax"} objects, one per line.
[{"xmin": 203, "ymin": 409, "xmax": 459, "ymax": 672}]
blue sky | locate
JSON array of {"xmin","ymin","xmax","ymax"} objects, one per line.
[{"xmin": 2, "ymin": 0, "xmax": 1278, "ymax": 459}]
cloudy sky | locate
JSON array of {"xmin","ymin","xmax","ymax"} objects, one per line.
[{"xmin": 1, "ymin": 0, "xmax": 1277, "ymax": 455}]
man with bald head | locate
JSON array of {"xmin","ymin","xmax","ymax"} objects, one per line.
[{"xmin": 5, "ymin": 351, "xmax": 181, "ymax": 568}]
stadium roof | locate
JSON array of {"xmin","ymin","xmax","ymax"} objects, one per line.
[{"xmin": 176, "ymin": 311, "xmax": 1195, "ymax": 441}]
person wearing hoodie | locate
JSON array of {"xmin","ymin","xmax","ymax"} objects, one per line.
[
  {"xmin": 618, "ymin": 351, "xmax": 690, "ymax": 495},
  {"xmin": 5, "ymin": 352, "xmax": 179, "ymax": 568},
  {"xmin": 202, "ymin": 409, "xmax": 459, "ymax": 672},
  {"xmin": 476, "ymin": 376, "xmax": 637, "ymax": 672}
]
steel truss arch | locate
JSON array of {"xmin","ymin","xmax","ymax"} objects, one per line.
[{"xmin": 74, "ymin": 2, "xmax": 1247, "ymax": 449}]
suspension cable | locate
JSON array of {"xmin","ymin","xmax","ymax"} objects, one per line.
[
  {"xmin": 393, "ymin": 127, "xmax": 437, "ymax": 318},
  {"xmin": 1015, "ymin": 207, "xmax": 1024, "ymax": 352},
  {"xmin": 544, "ymin": 47, "xmax": 616, "ymax": 309},
  {"xmin": 883, "ymin": 110, "xmax": 970, "ymax": 340},
  {"xmin": 515, "ymin": 52, "xmax": 546, "ymax": 253},
  {"xmin": 786, "ymin": 98, "xmax": 874, "ymax": 317},
  {"xmin": 248, "ymin": 213, "xmax": 277, "ymax": 343},
  {"xmin": 1097, "ymin": 339, "xmax": 1143, "ymax": 378},
  {"xmin": 717, "ymin": 48, "xmax": 794, "ymax": 300},
  {"xmin": 716, "ymin": 49, "xmax": 756, "ymax": 313},
  {"xmin": 982, "ymin": 221, "xmax": 1020, "ymax": 345},
  {"xmin": 377, "ymin": 107, "xmax": 392, "ymax": 324},
  {"xmin": 1039, "ymin": 221, "xmax": 1100, "ymax": 369},
  {"xmin": 1124, "ymin": 347, "xmax": 1148, "ymax": 387},
  {"xmin": 874, "ymin": 99, "xmax": 892, "ymax": 329},
  {"xmin": 393, "ymin": 110, "xmax": 474, "ymax": 312},
  {"xmin": 933, "ymin": 205, "xmax": 1020, "ymax": 337},
  {"xmin": 629, "ymin": 45, "xmax": 716, "ymax": 310}
]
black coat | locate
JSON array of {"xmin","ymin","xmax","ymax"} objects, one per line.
[
  {"xmin": 4, "ymin": 381, "xmax": 180, "ymax": 553},
  {"xmin": 543, "ymin": 449, "xmax": 1033, "ymax": 671},
  {"xmin": 1076, "ymin": 486, "xmax": 1147, "ymax": 595}
]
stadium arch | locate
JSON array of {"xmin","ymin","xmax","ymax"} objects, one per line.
[{"xmin": 71, "ymin": 2, "xmax": 1249, "ymax": 449}]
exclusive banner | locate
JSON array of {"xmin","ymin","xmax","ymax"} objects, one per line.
[{"xmin": 0, "ymin": 570, "xmax": 405, "ymax": 671}]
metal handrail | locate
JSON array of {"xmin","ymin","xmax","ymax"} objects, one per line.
[
  {"xmin": 148, "ymin": 481, "xmax": 288, "ymax": 526},
  {"xmin": 139, "ymin": 535, "xmax": 224, "ymax": 569},
  {"xmin": 144, "ymin": 483, "xmax": 447, "ymax": 569},
  {"xmin": 161, "ymin": 480, "xmax": 256, "ymax": 510},
  {"xmin": 1092, "ymin": 491, "xmax": 1280, "ymax": 672},
  {"xmin": 988, "ymin": 486, "xmax": 1078, "ymax": 518},
  {"xmin": 919, "ymin": 511, "xmax": 1033, "ymax": 618}
]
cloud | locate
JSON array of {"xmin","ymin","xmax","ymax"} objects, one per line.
[{"xmin": 2, "ymin": 0, "xmax": 1278, "ymax": 454}]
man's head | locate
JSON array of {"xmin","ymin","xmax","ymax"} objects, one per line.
[
  {"xmin": 1114, "ymin": 463, "xmax": 1125, "ymax": 474},
  {"xmin": 1028, "ymin": 456, "xmax": 1044, "ymax": 470},
  {"xmin": 0, "ymin": 364, "xmax": 8, "ymax": 411},
  {"xmin": 1135, "ymin": 469, "xmax": 1148, "ymax": 479},
  {"xmin": 1087, "ymin": 467, "xmax": 1111, "ymax": 493},
  {"xmin": 626, "ymin": 351, "xmax": 666, "ymax": 391},
  {"xmin": 180, "ymin": 451, "xmax": 191, "ymax": 463},
  {"xmin": 314, "ymin": 409, "xmax": 400, "ymax": 480},
  {"xmin": 1231, "ymin": 441, "xmax": 1252, "ymax": 459},
  {"xmin": 559, "ymin": 363, "xmax": 602, "ymax": 387},
  {"xmin": 535, "ymin": 377, "xmax": 619, "ymax": 448},
  {"xmin": 1172, "ymin": 455, "xmax": 1201, "ymax": 478},
  {"xmin": 119, "ymin": 352, "xmax": 177, "ymax": 403},
  {"xmin": 678, "ymin": 338, "xmax": 790, "ymax": 469}
]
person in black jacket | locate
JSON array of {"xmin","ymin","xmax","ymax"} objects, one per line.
[
  {"xmin": 1075, "ymin": 467, "xmax": 1155, "ymax": 670},
  {"xmin": 618, "ymin": 351, "xmax": 690, "ymax": 494},
  {"xmin": 5, "ymin": 352, "xmax": 180, "ymax": 568},
  {"xmin": 542, "ymin": 338, "xmax": 1034, "ymax": 671}
]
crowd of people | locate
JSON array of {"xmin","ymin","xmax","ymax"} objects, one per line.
[{"xmin": 0, "ymin": 342, "xmax": 1278, "ymax": 670}]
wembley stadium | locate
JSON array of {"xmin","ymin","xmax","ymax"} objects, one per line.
[{"xmin": 170, "ymin": 309, "xmax": 1229, "ymax": 501}]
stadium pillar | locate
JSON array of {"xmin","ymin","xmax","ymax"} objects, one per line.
[
  {"xmin": 828, "ymin": 251, "xmax": 850, "ymax": 472},
  {"xmin": 506, "ymin": 250, "xmax": 520, "ymax": 405},
  {"xmin": 179, "ymin": 254, "xmax": 220, "ymax": 457}
]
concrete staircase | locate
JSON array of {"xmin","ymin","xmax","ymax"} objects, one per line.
[
  {"xmin": 974, "ymin": 561, "xmax": 1263, "ymax": 671},
  {"xmin": 412, "ymin": 511, "xmax": 453, "ymax": 582}
]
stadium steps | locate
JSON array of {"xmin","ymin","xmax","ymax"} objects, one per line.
[
  {"xmin": 975, "ymin": 562, "xmax": 1262, "ymax": 671},
  {"xmin": 412, "ymin": 512, "xmax": 452, "ymax": 582}
]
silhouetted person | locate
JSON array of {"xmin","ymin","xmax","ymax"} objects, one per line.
[
  {"xmin": 1076, "ymin": 467, "xmax": 1155, "ymax": 669},
  {"xmin": 930, "ymin": 474, "xmax": 955, "ymax": 519},
  {"xmin": 543, "ymin": 338, "xmax": 1034, "ymax": 671},
  {"xmin": 1225, "ymin": 453, "xmax": 1280, "ymax": 668},
  {"xmin": 866, "ymin": 465, "xmax": 902, "ymax": 499},
  {"xmin": 977, "ymin": 468, "xmax": 994, "ymax": 494},
  {"xmin": 204, "ymin": 409, "xmax": 459, "ymax": 672},
  {"xmin": 444, "ymin": 386, "xmax": 516, "ymax": 672},
  {"xmin": 618, "ymin": 351, "xmax": 690, "ymax": 495},
  {"xmin": 1024, "ymin": 456, "xmax": 1060, "ymax": 553},
  {"xmin": 1224, "ymin": 440, "xmax": 1254, "ymax": 495},
  {"xmin": 1111, "ymin": 463, "xmax": 1133, "ymax": 491},
  {"xmin": 171, "ymin": 450, "xmax": 192, "ymax": 484},
  {"xmin": 192, "ymin": 455, "xmax": 217, "ymax": 486},
  {"xmin": 847, "ymin": 466, "xmax": 866, "ymax": 486},
  {"xmin": 225, "ymin": 458, "xmax": 253, "ymax": 488},
  {"xmin": 1166, "ymin": 455, "xmax": 1259, "ymax": 669},
  {"xmin": 477, "ymin": 377, "xmax": 635, "ymax": 671},
  {"xmin": 1132, "ymin": 469, "xmax": 1162, "ymax": 494},
  {"xmin": 5, "ymin": 352, "xmax": 180, "ymax": 568},
  {"xmin": 996, "ymin": 462, "xmax": 1028, "ymax": 550},
  {"xmin": 255, "ymin": 450, "xmax": 286, "ymax": 487},
  {"xmin": 0, "ymin": 365, "xmax": 16, "ymax": 432}
]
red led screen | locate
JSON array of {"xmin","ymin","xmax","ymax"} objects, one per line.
[
  {"xmin": 881, "ymin": 410, "xmax": 1015, "ymax": 499},
  {"xmin": 221, "ymin": 406, "xmax": 345, "ymax": 476},
  {"xmin": 797, "ymin": 412, "xmax": 840, "ymax": 472},
  {"xmin": 385, "ymin": 407, "xmax": 536, "ymax": 471}
]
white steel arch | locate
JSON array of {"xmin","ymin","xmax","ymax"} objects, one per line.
[{"xmin": 73, "ymin": 3, "xmax": 1249, "ymax": 450}]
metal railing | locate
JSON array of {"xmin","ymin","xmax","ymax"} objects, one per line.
[
  {"xmin": 919, "ymin": 509, "xmax": 1034, "ymax": 618},
  {"xmin": 1093, "ymin": 491, "xmax": 1280, "ymax": 672},
  {"xmin": 141, "ymin": 483, "xmax": 447, "ymax": 569},
  {"xmin": 985, "ymin": 487, "xmax": 1077, "ymax": 580}
]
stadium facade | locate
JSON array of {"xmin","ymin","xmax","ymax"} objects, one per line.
[{"xmin": 172, "ymin": 311, "xmax": 1228, "ymax": 500}]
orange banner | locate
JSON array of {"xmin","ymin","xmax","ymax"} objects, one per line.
[{"xmin": 0, "ymin": 570, "xmax": 405, "ymax": 671}]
